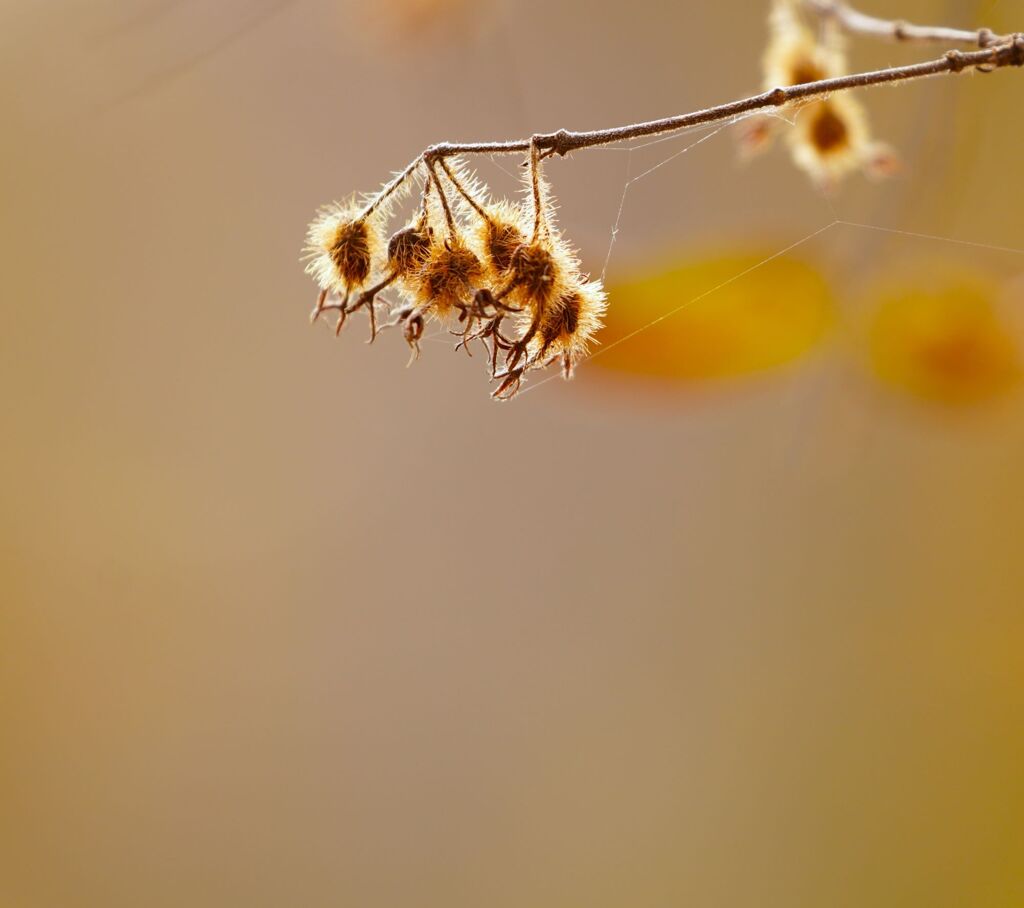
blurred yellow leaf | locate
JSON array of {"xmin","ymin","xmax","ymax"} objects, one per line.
[
  {"xmin": 596, "ymin": 251, "xmax": 834, "ymax": 381},
  {"xmin": 869, "ymin": 283, "xmax": 1021, "ymax": 406}
]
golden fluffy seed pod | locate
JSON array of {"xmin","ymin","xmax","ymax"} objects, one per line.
[
  {"xmin": 532, "ymin": 279, "xmax": 608, "ymax": 372},
  {"xmin": 415, "ymin": 239, "xmax": 486, "ymax": 314},
  {"xmin": 508, "ymin": 242, "xmax": 564, "ymax": 311},
  {"xmin": 387, "ymin": 224, "xmax": 432, "ymax": 275},
  {"xmin": 304, "ymin": 203, "xmax": 383, "ymax": 294},
  {"xmin": 763, "ymin": 30, "xmax": 842, "ymax": 89},
  {"xmin": 485, "ymin": 220, "xmax": 526, "ymax": 278},
  {"xmin": 764, "ymin": 1, "xmax": 845, "ymax": 89},
  {"xmin": 788, "ymin": 94, "xmax": 884, "ymax": 188},
  {"xmin": 470, "ymin": 200, "xmax": 527, "ymax": 281},
  {"xmin": 331, "ymin": 221, "xmax": 373, "ymax": 285}
]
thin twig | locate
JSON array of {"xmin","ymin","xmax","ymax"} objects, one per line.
[
  {"xmin": 436, "ymin": 158, "xmax": 491, "ymax": 222},
  {"xmin": 802, "ymin": 0, "xmax": 1005, "ymax": 47},
  {"xmin": 529, "ymin": 140, "xmax": 544, "ymax": 242},
  {"xmin": 427, "ymin": 161, "xmax": 457, "ymax": 235},
  {"xmin": 384, "ymin": 30, "xmax": 1022, "ymax": 225},
  {"xmin": 419, "ymin": 39, "xmax": 1021, "ymax": 164},
  {"xmin": 360, "ymin": 157, "xmax": 422, "ymax": 220}
]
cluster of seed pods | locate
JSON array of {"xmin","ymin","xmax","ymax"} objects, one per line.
[{"xmin": 304, "ymin": 149, "xmax": 606, "ymax": 400}]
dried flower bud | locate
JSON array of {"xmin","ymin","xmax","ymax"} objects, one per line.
[
  {"xmin": 304, "ymin": 203, "xmax": 383, "ymax": 294},
  {"xmin": 750, "ymin": 1, "xmax": 894, "ymax": 189},
  {"xmin": 387, "ymin": 223, "xmax": 432, "ymax": 276},
  {"xmin": 501, "ymin": 228, "xmax": 578, "ymax": 315},
  {"xmin": 474, "ymin": 200, "xmax": 527, "ymax": 280},
  {"xmin": 788, "ymin": 94, "xmax": 875, "ymax": 188},
  {"xmin": 414, "ymin": 237, "xmax": 486, "ymax": 315},
  {"xmin": 765, "ymin": 1, "xmax": 845, "ymax": 88},
  {"xmin": 509, "ymin": 243, "xmax": 560, "ymax": 308},
  {"xmin": 533, "ymin": 280, "xmax": 607, "ymax": 375},
  {"xmin": 740, "ymin": 3, "xmax": 846, "ymax": 167}
]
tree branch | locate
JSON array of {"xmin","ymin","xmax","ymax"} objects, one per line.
[
  {"xmin": 802, "ymin": 0, "xmax": 1005, "ymax": 48},
  {"xmin": 417, "ymin": 36, "xmax": 1022, "ymax": 165}
]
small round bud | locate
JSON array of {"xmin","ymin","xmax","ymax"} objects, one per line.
[
  {"xmin": 470, "ymin": 199, "xmax": 528, "ymax": 283},
  {"xmin": 510, "ymin": 243, "xmax": 560, "ymax": 309},
  {"xmin": 415, "ymin": 239, "xmax": 486, "ymax": 314},
  {"xmin": 486, "ymin": 221, "xmax": 525, "ymax": 277},
  {"xmin": 388, "ymin": 225, "xmax": 432, "ymax": 275}
]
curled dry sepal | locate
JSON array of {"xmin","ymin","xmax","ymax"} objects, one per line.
[{"xmin": 303, "ymin": 146, "xmax": 607, "ymax": 401}]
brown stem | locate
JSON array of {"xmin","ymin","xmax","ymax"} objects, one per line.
[
  {"xmin": 367, "ymin": 6, "xmax": 1021, "ymax": 213},
  {"xmin": 360, "ymin": 157, "xmax": 422, "ymax": 220},
  {"xmin": 436, "ymin": 158, "xmax": 491, "ymax": 222},
  {"xmin": 427, "ymin": 161, "xmax": 457, "ymax": 236},
  {"xmin": 802, "ymin": 0, "xmax": 1004, "ymax": 47},
  {"xmin": 529, "ymin": 141, "xmax": 544, "ymax": 243},
  {"xmin": 422, "ymin": 39, "xmax": 1022, "ymax": 162}
]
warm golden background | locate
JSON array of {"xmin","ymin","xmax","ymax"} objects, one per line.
[{"xmin": 3, "ymin": 0, "xmax": 1023, "ymax": 905}]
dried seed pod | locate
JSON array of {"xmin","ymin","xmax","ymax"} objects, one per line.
[
  {"xmin": 739, "ymin": 1, "xmax": 849, "ymax": 164},
  {"xmin": 474, "ymin": 200, "xmax": 527, "ymax": 281},
  {"xmin": 788, "ymin": 94, "xmax": 890, "ymax": 189},
  {"xmin": 498, "ymin": 227, "xmax": 580, "ymax": 317},
  {"xmin": 387, "ymin": 223, "xmax": 432, "ymax": 279},
  {"xmin": 413, "ymin": 237, "xmax": 487, "ymax": 315},
  {"xmin": 509, "ymin": 243, "xmax": 560, "ymax": 309},
  {"xmin": 764, "ymin": 0, "xmax": 845, "ymax": 88},
  {"xmin": 432, "ymin": 159, "xmax": 529, "ymax": 285},
  {"xmin": 491, "ymin": 278, "xmax": 607, "ymax": 400},
  {"xmin": 750, "ymin": 0, "xmax": 896, "ymax": 189},
  {"xmin": 304, "ymin": 203, "xmax": 383, "ymax": 295},
  {"xmin": 532, "ymin": 279, "xmax": 607, "ymax": 377}
]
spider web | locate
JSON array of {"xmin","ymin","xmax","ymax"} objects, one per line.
[
  {"xmin": 412, "ymin": 103, "xmax": 1024, "ymax": 385},
  {"xmin": 513, "ymin": 110, "xmax": 1024, "ymax": 400}
]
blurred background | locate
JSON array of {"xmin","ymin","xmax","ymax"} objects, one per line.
[{"xmin": 2, "ymin": 0, "xmax": 1023, "ymax": 905}]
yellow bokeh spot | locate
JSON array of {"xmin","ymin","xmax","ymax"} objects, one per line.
[
  {"xmin": 596, "ymin": 251, "xmax": 834, "ymax": 381},
  {"xmin": 869, "ymin": 284, "xmax": 1021, "ymax": 405}
]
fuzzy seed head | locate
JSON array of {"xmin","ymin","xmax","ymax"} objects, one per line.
[
  {"xmin": 388, "ymin": 224, "xmax": 432, "ymax": 275},
  {"xmin": 415, "ymin": 238, "xmax": 486, "ymax": 314},
  {"xmin": 531, "ymin": 279, "xmax": 607, "ymax": 371},
  {"xmin": 472, "ymin": 199, "xmax": 527, "ymax": 281},
  {"xmin": 789, "ymin": 95, "xmax": 875, "ymax": 187},
  {"xmin": 331, "ymin": 221, "xmax": 373, "ymax": 284},
  {"xmin": 764, "ymin": 1, "xmax": 845, "ymax": 89},
  {"xmin": 758, "ymin": 1, "xmax": 894, "ymax": 190},
  {"xmin": 487, "ymin": 220, "xmax": 526, "ymax": 277},
  {"xmin": 304, "ymin": 203, "xmax": 383, "ymax": 293},
  {"xmin": 511, "ymin": 243, "xmax": 560, "ymax": 308},
  {"xmin": 764, "ymin": 33, "xmax": 842, "ymax": 89}
]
